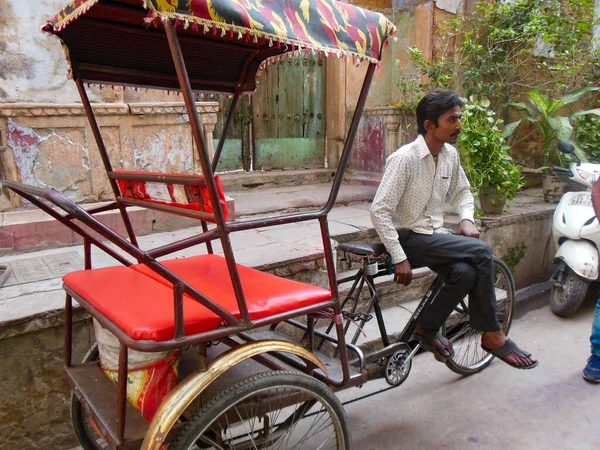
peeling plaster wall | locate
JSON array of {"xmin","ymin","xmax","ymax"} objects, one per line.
[
  {"xmin": 0, "ymin": 0, "xmax": 89, "ymax": 103},
  {"xmin": 0, "ymin": 103, "xmax": 219, "ymax": 211}
]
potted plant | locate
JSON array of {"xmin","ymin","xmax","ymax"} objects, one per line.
[
  {"xmin": 504, "ymin": 87, "xmax": 600, "ymax": 202},
  {"xmin": 458, "ymin": 97, "xmax": 524, "ymax": 214}
]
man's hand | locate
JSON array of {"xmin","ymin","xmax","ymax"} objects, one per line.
[
  {"xmin": 457, "ymin": 219, "xmax": 479, "ymax": 239},
  {"xmin": 393, "ymin": 260, "xmax": 412, "ymax": 286}
]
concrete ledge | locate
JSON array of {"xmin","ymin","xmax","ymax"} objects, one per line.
[{"xmin": 218, "ymin": 168, "xmax": 336, "ymax": 191}]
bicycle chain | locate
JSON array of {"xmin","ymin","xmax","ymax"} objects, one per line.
[{"xmin": 339, "ymin": 383, "xmax": 401, "ymax": 407}]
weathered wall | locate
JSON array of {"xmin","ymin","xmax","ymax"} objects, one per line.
[
  {"xmin": 0, "ymin": 0, "xmax": 89, "ymax": 103},
  {"xmin": 481, "ymin": 212, "xmax": 556, "ymax": 289},
  {"xmin": 0, "ymin": 312, "xmax": 93, "ymax": 450},
  {"xmin": 345, "ymin": 0, "xmax": 464, "ymax": 110},
  {"xmin": 346, "ymin": 106, "xmax": 417, "ymax": 177},
  {"xmin": 0, "ymin": 102, "xmax": 218, "ymax": 212}
]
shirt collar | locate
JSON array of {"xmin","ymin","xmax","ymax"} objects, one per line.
[{"xmin": 416, "ymin": 134, "xmax": 449, "ymax": 160}]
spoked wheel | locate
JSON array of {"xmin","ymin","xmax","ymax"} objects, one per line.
[
  {"xmin": 442, "ymin": 256, "xmax": 515, "ymax": 376},
  {"xmin": 71, "ymin": 343, "xmax": 110, "ymax": 450},
  {"xmin": 169, "ymin": 370, "xmax": 351, "ymax": 450}
]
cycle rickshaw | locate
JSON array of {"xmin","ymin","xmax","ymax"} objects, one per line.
[{"xmin": 1, "ymin": 1, "xmax": 515, "ymax": 449}]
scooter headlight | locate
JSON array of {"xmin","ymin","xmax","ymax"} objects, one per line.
[{"xmin": 576, "ymin": 168, "xmax": 597, "ymax": 185}]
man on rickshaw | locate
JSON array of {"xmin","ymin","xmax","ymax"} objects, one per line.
[{"xmin": 371, "ymin": 89, "xmax": 538, "ymax": 370}]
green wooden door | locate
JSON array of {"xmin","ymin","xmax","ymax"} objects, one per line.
[
  {"xmin": 252, "ymin": 55, "xmax": 326, "ymax": 170},
  {"xmin": 213, "ymin": 96, "xmax": 252, "ymax": 172}
]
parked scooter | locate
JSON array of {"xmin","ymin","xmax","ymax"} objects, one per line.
[{"xmin": 550, "ymin": 141, "xmax": 600, "ymax": 317}]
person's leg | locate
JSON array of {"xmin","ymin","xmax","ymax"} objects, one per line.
[
  {"xmin": 399, "ymin": 231, "xmax": 495, "ymax": 358},
  {"xmin": 398, "ymin": 231, "xmax": 500, "ymax": 332},
  {"xmin": 583, "ymin": 296, "xmax": 600, "ymax": 382},
  {"xmin": 415, "ymin": 261, "xmax": 476, "ymax": 358},
  {"xmin": 398, "ymin": 230, "xmax": 536, "ymax": 367},
  {"xmin": 591, "ymin": 296, "xmax": 600, "ymax": 358},
  {"xmin": 418, "ymin": 261, "xmax": 476, "ymax": 331}
]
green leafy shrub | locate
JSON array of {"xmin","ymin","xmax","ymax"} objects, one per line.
[
  {"xmin": 504, "ymin": 87, "xmax": 600, "ymax": 169},
  {"xmin": 458, "ymin": 98, "xmax": 524, "ymax": 199},
  {"xmin": 575, "ymin": 115, "xmax": 600, "ymax": 162},
  {"xmin": 398, "ymin": 1, "xmax": 599, "ymax": 119}
]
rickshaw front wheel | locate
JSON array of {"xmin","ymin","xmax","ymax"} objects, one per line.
[{"xmin": 169, "ymin": 370, "xmax": 351, "ymax": 450}]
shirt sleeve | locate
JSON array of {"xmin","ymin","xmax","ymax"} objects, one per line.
[
  {"xmin": 447, "ymin": 149, "xmax": 475, "ymax": 223},
  {"xmin": 370, "ymin": 154, "xmax": 408, "ymax": 264}
]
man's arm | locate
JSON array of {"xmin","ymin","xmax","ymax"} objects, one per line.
[
  {"xmin": 592, "ymin": 179, "xmax": 600, "ymax": 220},
  {"xmin": 370, "ymin": 154, "xmax": 408, "ymax": 263},
  {"xmin": 448, "ymin": 151, "xmax": 478, "ymax": 238},
  {"xmin": 370, "ymin": 156, "xmax": 414, "ymax": 285}
]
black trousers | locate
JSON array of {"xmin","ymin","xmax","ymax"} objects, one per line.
[{"xmin": 398, "ymin": 230, "xmax": 501, "ymax": 334}]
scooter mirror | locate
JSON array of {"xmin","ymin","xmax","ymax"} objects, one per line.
[{"xmin": 558, "ymin": 141, "xmax": 576, "ymax": 154}]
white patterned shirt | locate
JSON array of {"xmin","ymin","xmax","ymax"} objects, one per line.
[{"xmin": 370, "ymin": 135, "xmax": 475, "ymax": 264}]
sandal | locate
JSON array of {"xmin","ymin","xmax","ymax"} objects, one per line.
[
  {"xmin": 481, "ymin": 338, "xmax": 539, "ymax": 370},
  {"xmin": 415, "ymin": 331, "xmax": 455, "ymax": 362}
]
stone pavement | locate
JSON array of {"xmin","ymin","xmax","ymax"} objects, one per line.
[{"xmin": 341, "ymin": 292, "xmax": 600, "ymax": 450}]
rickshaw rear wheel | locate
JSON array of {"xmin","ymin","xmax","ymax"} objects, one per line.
[
  {"xmin": 442, "ymin": 257, "xmax": 515, "ymax": 376},
  {"xmin": 71, "ymin": 343, "xmax": 110, "ymax": 450},
  {"xmin": 169, "ymin": 370, "xmax": 351, "ymax": 450}
]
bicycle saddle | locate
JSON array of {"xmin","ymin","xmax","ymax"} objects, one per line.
[{"xmin": 336, "ymin": 242, "xmax": 388, "ymax": 257}]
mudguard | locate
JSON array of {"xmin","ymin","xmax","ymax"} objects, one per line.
[
  {"xmin": 555, "ymin": 239, "xmax": 599, "ymax": 281},
  {"xmin": 141, "ymin": 340, "xmax": 327, "ymax": 450}
]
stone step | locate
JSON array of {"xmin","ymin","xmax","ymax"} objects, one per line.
[{"xmin": 218, "ymin": 168, "xmax": 336, "ymax": 191}]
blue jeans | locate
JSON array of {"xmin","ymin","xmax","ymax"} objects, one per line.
[{"xmin": 592, "ymin": 295, "xmax": 600, "ymax": 357}]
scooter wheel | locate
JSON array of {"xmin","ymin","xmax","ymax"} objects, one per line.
[{"xmin": 550, "ymin": 268, "xmax": 589, "ymax": 317}]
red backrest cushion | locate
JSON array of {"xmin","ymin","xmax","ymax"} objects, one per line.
[{"xmin": 115, "ymin": 171, "xmax": 228, "ymax": 221}]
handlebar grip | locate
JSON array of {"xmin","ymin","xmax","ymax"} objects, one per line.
[{"xmin": 553, "ymin": 166, "xmax": 572, "ymax": 175}]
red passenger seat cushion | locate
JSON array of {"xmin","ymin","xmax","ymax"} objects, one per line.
[
  {"xmin": 132, "ymin": 254, "xmax": 332, "ymax": 320},
  {"xmin": 115, "ymin": 171, "xmax": 229, "ymax": 221},
  {"xmin": 63, "ymin": 267, "xmax": 222, "ymax": 342}
]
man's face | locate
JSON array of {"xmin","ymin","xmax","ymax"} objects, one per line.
[{"xmin": 426, "ymin": 105, "xmax": 463, "ymax": 144}]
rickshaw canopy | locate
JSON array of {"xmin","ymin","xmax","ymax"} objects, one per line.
[{"xmin": 43, "ymin": 0, "xmax": 396, "ymax": 93}]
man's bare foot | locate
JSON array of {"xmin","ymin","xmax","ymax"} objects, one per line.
[
  {"xmin": 481, "ymin": 331, "xmax": 538, "ymax": 368},
  {"xmin": 415, "ymin": 323, "xmax": 454, "ymax": 358}
]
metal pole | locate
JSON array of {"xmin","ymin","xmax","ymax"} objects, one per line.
[
  {"xmin": 212, "ymin": 90, "xmax": 241, "ymax": 173},
  {"xmin": 116, "ymin": 343, "xmax": 128, "ymax": 442},
  {"xmin": 65, "ymin": 294, "xmax": 72, "ymax": 367},
  {"xmin": 74, "ymin": 78, "xmax": 139, "ymax": 247},
  {"xmin": 324, "ymin": 62, "xmax": 377, "ymax": 213},
  {"xmin": 164, "ymin": 19, "xmax": 250, "ymax": 323}
]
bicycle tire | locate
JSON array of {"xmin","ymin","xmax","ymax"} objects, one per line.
[
  {"xmin": 442, "ymin": 256, "xmax": 515, "ymax": 376},
  {"xmin": 169, "ymin": 370, "xmax": 351, "ymax": 450}
]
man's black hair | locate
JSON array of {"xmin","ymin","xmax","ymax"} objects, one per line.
[{"xmin": 416, "ymin": 89, "xmax": 464, "ymax": 135}]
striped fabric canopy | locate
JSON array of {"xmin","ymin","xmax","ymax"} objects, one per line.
[{"xmin": 45, "ymin": 0, "xmax": 396, "ymax": 64}]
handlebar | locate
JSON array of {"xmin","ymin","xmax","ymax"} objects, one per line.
[{"xmin": 553, "ymin": 166, "xmax": 572, "ymax": 175}]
